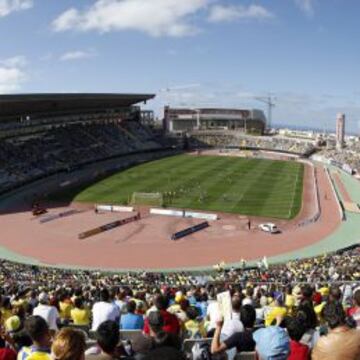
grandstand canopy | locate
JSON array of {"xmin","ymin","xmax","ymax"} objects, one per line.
[{"xmin": 0, "ymin": 93, "xmax": 155, "ymax": 117}]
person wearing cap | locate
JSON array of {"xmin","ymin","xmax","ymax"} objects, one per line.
[
  {"xmin": 312, "ymin": 301, "xmax": 360, "ymax": 360},
  {"xmin": 17, "ymin": 315, "xmax": 52, "ymax": 360},
  {"xmin": 264, "ymin": 293, "xmax": 287, "ymax": 327},
  {"xmin": 32, "ymin": 293, "xmax": 59, "ymax": 333},
  {"xmin": 168, "ymin": 298, "xmax": 189, "ymax": 324},
  {"xmin": 253, "ymin": 325, "xmax": 290, "ymax": 360},
  {"xmin": 167, "ymin": 292, "xmax": 185, "ymax": 316}
]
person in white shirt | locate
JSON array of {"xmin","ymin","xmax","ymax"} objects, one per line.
[
  {"xmin": 32, "ymin": 292, "xmax": 59, "ymax": 332},
  {"xmin": 242, "ymin": 287, "xmax": 254, "ymax": 306},
  {"xmin": 221, "ymin": 297, "xmax": 244, "ymax": 338},
  {"xmin": 92, "ymin": 288, "xmax": 120, "ymax": 331}
]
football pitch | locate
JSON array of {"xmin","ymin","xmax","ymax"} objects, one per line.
[{"xmin": 59, "ymin": 155, "xmax": 304, "ymax": 219}]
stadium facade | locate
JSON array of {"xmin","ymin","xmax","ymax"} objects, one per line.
[
  {"xmin": 163, "ymin": 106, "xmax": 266, "ymax": 134},
  {"xmin": 0, "ymin": 93, "xmax": 155, "ymax": 138},
  {"xmin": 0, "ymin": 93, "xmax": 154, "ymax": 122}
]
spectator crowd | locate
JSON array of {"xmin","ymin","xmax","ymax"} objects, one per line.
[
  {"xmin": 0, "ymin": 246, "xmax": 358, "ymax": 359},
  {"xmin": 0, "ymin": 117, "xmax": 163, "ymax": 194},
  {"xmin": 188, "ymin": 132, "xmax": 315, "ymax": 157}
]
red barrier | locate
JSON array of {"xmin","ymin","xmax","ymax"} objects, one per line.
[{"xmin": 79, "ymin": 213, "xmax": 140, "ymax": 240}]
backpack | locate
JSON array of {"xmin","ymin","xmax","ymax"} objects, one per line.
[{"xmin": 191, "ymin": 342, "xmax": 212, "ymax": 360}]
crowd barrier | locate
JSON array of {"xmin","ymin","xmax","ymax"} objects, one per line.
[
  {"xmin": 184, "ymin": 211, "xmax": 218, "ymax": 221},
  {"xmin": 150, "ymin": 208, "xmax": 184, "ymax": 217},
  {"xmin": 79, "ymin": 213, "xmax": 140, "ymax": 239},
  {"xmin": 171, "ymin": 221, "xmax": 209, "ymax": 240},
  {"xmin": 95, "ymin": 204, "xmax": 134, "ymax": 213},
  {"xmin": 150, "ymin": 208, "xmax": 218, "ymax": 221}
]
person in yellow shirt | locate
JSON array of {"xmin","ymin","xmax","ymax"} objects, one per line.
[
  {"xmin": 70, "ymin": 297, "xmax": 90, "ymax": 326},
  {"xmin": 1, "ymin": 297, "xmax": 12, "ymax": 326},
  {"xmin": 59, "ymin": 294, "xmax": 73, "ymax": 322},
  {"xmin": 184, "ymin": 306, "xmax": 206, "ymax": 338},
  {"xmin": 17, "ymin": 316, "xmax": 52, "ymax": 360},
  {"xmin": 265, "ymin": 293, "xmax": 287, "ymax": 327},
  {"xmin": 285, "ymin": 286, "xmax": 295, "ymax": 316},
  {"xmin": 318, "ymin": 285, "xmax": 329, "ymax": 297}
]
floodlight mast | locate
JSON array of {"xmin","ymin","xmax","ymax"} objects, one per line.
[{"xmin": 254, "ymin": 95, "xmax": 276, "ymax": 129}]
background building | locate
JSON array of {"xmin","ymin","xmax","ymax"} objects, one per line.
[
  {"xmin": 336, "ymin": 113, "xmax": 345, "ymax": 149},
  {"xmin": 163, "ymin": 106, "xmax": 266, "ymax": 134}
]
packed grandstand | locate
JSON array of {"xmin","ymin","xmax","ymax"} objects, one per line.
[
  {"xmin": 0, "ymin": 247, "xmax": 358, "ymax": 359},
  {"xmin": 0, "ymin": 94, "xmax": 359, "ymax": 360}
]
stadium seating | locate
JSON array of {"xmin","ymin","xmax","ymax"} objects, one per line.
[
  {"xmin": 0, "ymin": 246, "xmax": 358, "ymax": 358},
  {"xmin": 188, "ymin": 131, "xmax": 316, "ymax": 156},
  {"xmin": 0, "ymin": 118, "xmax": 165, "ymax": 194}
]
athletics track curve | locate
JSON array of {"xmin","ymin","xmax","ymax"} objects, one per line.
[{"xmin": 0, "ymin": 159, "xmax": 348, "ymax": 272}]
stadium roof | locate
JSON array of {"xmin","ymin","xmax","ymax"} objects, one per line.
[{"xmin": 0, "ymin": 93, "xmax": 155, "ymax": 117}]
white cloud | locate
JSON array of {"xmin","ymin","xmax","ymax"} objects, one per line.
[
  {"xmin": 52, "ymin": 0, "xmax": 209, "ymax": 37},
  {"xmin": 208, "ymin": 4, "xmax": 274, "ymax": 23},
  {"xmin": 60, "ymin": 50, "xmax": 96, "ymax": 61},
  {"xmin": 0, "ymin": 55, "xmax": 27, "ymax": 93},
  {"xmin": 0, "ymin": 55, "xmax": 27, "ymax": 67},
  {"xmin": 294, "ymin": 0, "xmax": 314, "ymax": 16},
  {"xmin": 0, "ymin": 0, "xmax": 33, "ymax": 17}
]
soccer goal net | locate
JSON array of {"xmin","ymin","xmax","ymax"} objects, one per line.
[{"xmin": 131, "ymin": 192, "xmax": 163, "ymax": 206}]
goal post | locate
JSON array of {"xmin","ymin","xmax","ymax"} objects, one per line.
[{"xmin": 131, "ymin": 192, "xmax": 164, "ymax": 206}]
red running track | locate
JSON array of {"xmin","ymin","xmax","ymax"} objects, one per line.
[{"xmin": 0, "ymin": 163, "xmax": 341, "ymax": 270}]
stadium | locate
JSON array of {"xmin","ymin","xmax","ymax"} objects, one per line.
[
  {"xmin": 1, "ymin": 92, "xmax": 360, "ymax": 359},
  {"xmin": 0, "ymin": 93, "xmax": 359, "ymax": 273},
  {"xmin": 2, "ymin": 1, "xmax": 360, "ymax": 358}
]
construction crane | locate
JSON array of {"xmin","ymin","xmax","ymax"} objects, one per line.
[{"xmin": 254, "ymin": 94, "xmax": 276, "ymax": 129}]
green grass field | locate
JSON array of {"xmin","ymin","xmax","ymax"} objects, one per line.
[{"xmin": 54, "ymin": 155, "xmax": 304, "ymax": 219}]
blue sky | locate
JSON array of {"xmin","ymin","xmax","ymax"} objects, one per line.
[{"xmin": 0, "ymin": 0, "xmax": 360, "ymax": 132}]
